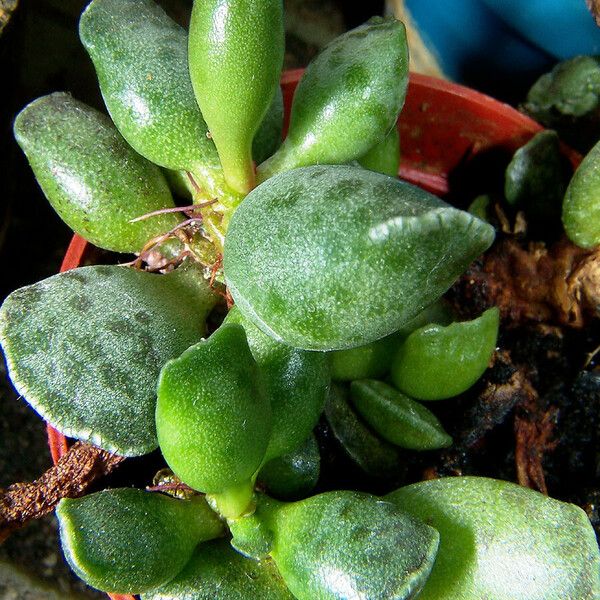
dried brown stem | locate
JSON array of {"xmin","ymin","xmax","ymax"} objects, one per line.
[
  {"xmin": 587, "ymin": 0, "xmax": 600, "ymax": 26},
  {"xmin": 0, "ymin": 441, "xmax": 124, "ymax": 543}
]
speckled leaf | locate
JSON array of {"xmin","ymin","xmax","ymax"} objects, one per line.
[
  {"xmin": 0, "ymin": 262, "xmax": 217, "ymax": 455},
  {"xmin": 225, "ymin": 307, "xmax": 329, "ymax": 463},
  {"xmin": 391, "ymin": 307, "xmax": 499, "ymax": 400},
  {"xmin": 79, "ymin": 0, "xmax": 241, "ymax": 214},
  {"xmin": 350, "ymin": 380, "xmax": 452, "ymax": 451},
  {"xmin": 80, "ymin": 0, "xmax": 216, "ymax": 175},
  {"xmin": 325, "ymin": 384, "xmax": 403, "ymax": 478},
  {"xmin": 189, "ymin": 0, "xmax": 284, "ymax": 194},
  {"xmin": 13, "ymin": 93, "xmax": 180, "ymax": 254},
  {"xmin": 386, "ymin": 477, "xmax": 600, "ymax": 600},
  {"xmin": 258, "ymin": 491, "xmax": 439, "ymax": 600},
  {"xmin": 258, "ymin": 434, "xmax": 320, "ymax": 500},
  {"xmin": 141, "ymin": 539, "xmax": 294, "ymax": 600},
  {"xmin": 156, "ymin": 323, "xmax": 271, "ymax": 505},
  {"xmin": 257, "ymin": 17, "xmax": 408, "ymax": 180},
  {"xmin": 563, "ymin": 137, "xmax": 600, "ymax": 248},
  {"xmin": 505, "ymin": 130, "xmax": 567, "ymax": 227},
  {"xmin": 57, "ymin": 489, "xmax": 223, "ymax": 595},
  {"xmin": 224, "ymin": 165, "xmax": 495, "ymax": 350}
]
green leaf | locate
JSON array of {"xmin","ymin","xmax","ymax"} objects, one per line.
[
  {"xmin": 141, "ymin": 539, "xmax": 294, "ymax": 600},
  {"xmin": 189, "ymin": 0, "xmax": 284, "ymax": 194},
  {"xmin": 391, "ymin": 307, "xmax": 499, "ymax": 400},
  {"xmin": 357, "ymin": 124, "xmax": 401, "ymax": 177},
  {"xmin": 330, "ymin": 332, "xmax": 402, "ymax": 382},
  {"xmin": 225, "ymin": 307, "xmax": 329, "ymax": 462},
  {"xmin": 257, "ymin": 17, "xmax": 408, "ymax": 181},
  {"xmin": 13, "ymin": 93, "xmax": 180, "ymax": 254},
  {"xmin": 156, "ymin": 323, "xmax": 271, "ymax": 515},
  {"xmin": 224, "ymin": 165, "xmax": 495, "ymax": 351},
  {"xmin": 258, "ymin": 434, "xmax": 320, "ymax": 500},
  {"xmin": 253, "ymin": 86, "xmax": 284, "ymax": 166},
  {"xmin": 260, "ymin": 491, "xmax": 439, "ymax": 600},
  {"xmin": 79, "ymin": 0, "xmax": 242, "ymax": 216},
  {"xmin": 386, "ymin": 477, "xmax": 600, "ymax": 600},
  {"xmin": 0, "ymin": 262, "xmax": 216, "ymax": 456},
  {"xmin": 562, "ymin": 137, "xmax": 600, "ymax": 248},
  {"xmin": 505, "ymin": 130, "xmax": 567, "ymax": 228},
  {"xmin": 57, "ymin": 489, "xmax": 224, "ymax": 595},
  {"xmin": 350, "ymin": 380, "xmax": 452, "ymax": 450},
  {"xmin": 325, "ymin": 384, "xmax": 403, "ymax": 478}
]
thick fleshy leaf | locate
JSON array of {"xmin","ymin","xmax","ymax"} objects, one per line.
[
  {"xmin": 386, "ymin": 477, "xmax": 600, "ymax": 600},
  {"xmin": 189, "ymin": 0, "xmax": 284, "ymax": 194},
  {"xmin": 505, "ymin": 130, "xmax": 567, "ymax": 227},
  {"xmin": 156, "ymin": 323, "xmax": 271, "ymax": 515},
  {"xmin": 225, "ymin": 307, "xmax": 329, "ymax": 462},
  {"xmin": 13, "ymin": 93, "xmax": 179, "ymax": 253},
  {"xmin": 57, "ymin": 489, "xmax": 224, "ymax": 595},
  {"xmin": 142, "ymin": 540, "xmax": 293, "ymax": 600},
  {"xmin": 79, "ymin": 0, "xmax": 242, "ymax": 217},
  {"xmin": 357, "ymin": 124, "xmax": 401, "ymax": 177},
  {"xmin": 224, "ymin": 165, "xmax": 495, "ymax": 350},
  {"xmin": 350, "ymin": 380, "xmax": 452, "ymax": 450},
  {"xmin": 325, "ymin": 384, "xmax": 403, "ymax": 478},
  {"xmin": 562, "ymin": 137, "xmax": 600, "ymax": 248},
  {"xmin": 0, "ymin": 262, "xmax": 216, "ymax": 455},
  {"xmin": 253, "ymin": 86, "xmax": 284, "ymax": 165},
  {"xmin": 391, "ymin": 307, "xmax": 499, "ymax": 400},
  {"xmin": 259, "ymin": 491, "xmax": 439, "ymax": 600},
  {"xmin": 257, "ymin": 17, "xmax": 408, "ymax": 181},
  {"xmin": 258, "ymin": 434, "xmax": 320, "ymax": 500}
]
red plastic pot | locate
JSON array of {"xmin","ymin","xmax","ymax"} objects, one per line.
[{"xmin": 47, "ymin": 71, "xmax": 580, "ymax": 600}]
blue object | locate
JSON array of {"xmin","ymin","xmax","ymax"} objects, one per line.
[
  {"xmin": 482, "ymin": 0, "xmax": 600, "ymax": 59},
  {"xmin": 405, "ymin": 0, "xmax": 600, "ymax": 97}
]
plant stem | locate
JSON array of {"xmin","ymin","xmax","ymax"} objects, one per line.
[{"xmin": 206, "ymin": 480, "xmax": 255, "ymax": 520}]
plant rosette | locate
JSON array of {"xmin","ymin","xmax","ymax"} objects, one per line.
[{"xmin": 1, "ymin": 1, "xmax": 599, "ymax": 599}]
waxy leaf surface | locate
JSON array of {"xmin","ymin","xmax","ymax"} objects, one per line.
[
  {"xmin": 387, "ymin": 477, "xmax": 600, "ymax": 600},
  {"xmin": 0, "ymin": 263, "xmax": 216, "ymax": 455},
  {"xmin": 225, "ymin": 165, "xmax": 495, "ymax": 350},
  {"xmin": 57, "ymin": 489, "xmax": 223, "ymax": 594},
  {"xmin": 80, "ymin": 0, "xmax": 242, "ymax": 217},
  {"xmin": 258, "ymin": 434, "xmax": 320, "ymax": 500},
  {"xmin": 257, "ymin": 17, "xmax": 408, "ymax": 180},
  {"xmin": 225, "ymin": 307, "xmax": 329, "ymax": 462},
  {"xmin": 357, "ymin": 123, "xmax": 401, "ymax": 177},
  {"xmin": 13, "ymin": 93, "xmax": 179, "ymax": 253},
  {"xmin": 189, "ymin": 0, "xmax": 284, "ymax": 193},
  {"xmin": 562, "ymin": 137, "xmax": 600, "ymax": 248},
  {"xmin": 350, "ymin": 380, "xmax": 452, "ymax": 450},
  {"xmin": 263, "ymin": 491, "xmax": 439, "ymax": 600},
  {"xmin": 80, "ymin": 0, "xmax": 217, "ymax": 175},
  {"xmin": 142, "ymin": 539, "xmax": 293, "ymax": 600},
  {"xmin": 325, "ymin": 385, "xmax": 404, "ymax": 479},
  {"xmin": 156, "ymin": 323, "xmax": 271, "ymax": 495},
  {"xmin": 391, "ymin": 307, "xmax": 499, "ymax": 400}
]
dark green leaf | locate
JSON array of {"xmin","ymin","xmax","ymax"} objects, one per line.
[
  {"xmin": 141, "ymin": 539, "xmax": 294, "ymax": 600},
  {"xmin": 224, "ymin": 165, "xmax": 495, "ymax": 350},
  {"xmin": 325, "ymin": 384, "xmax": 403, "ymax": 478},
  {"xmin": 258, "ymin": 434, "xmax": 320, "ymax": 500},
  {"xmin": 257, "ymin": 17, "xmax": 408, "ymax": 180},
  {"xmin": 264, "ymin": 491, "xmax": 439, "ymax": 600},
  {"xmin": 350, "ymin": 380, "xmax": 452, "ymax": 450},
  {"xmin": 0, "ymin": 262, "xmax": 216, "ymax": 455},
  {"xmin": 13, "ymin": 93, "xmax": 179, "ymax": 253},
  {"xmin": 57, "ymin": 489, "xmax": 223, "ymax": 595}
]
